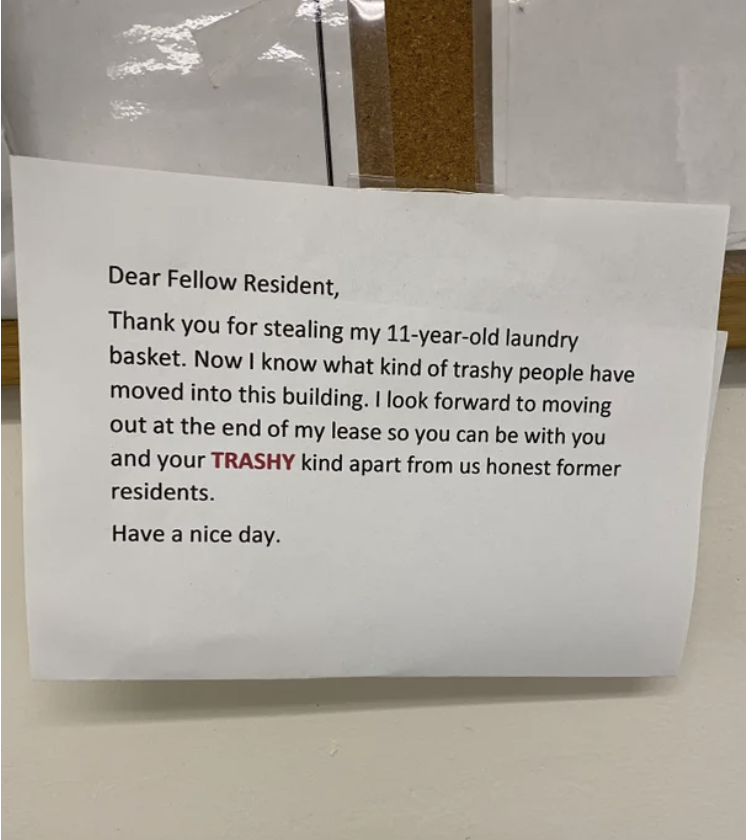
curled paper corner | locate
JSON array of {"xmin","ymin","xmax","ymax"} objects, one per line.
[{"xmin": 193, "ymin": 0, "xmax": 312, "ymax": 89}]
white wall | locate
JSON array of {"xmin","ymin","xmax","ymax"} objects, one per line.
[{"xmin": 2, "ymin": 357, "xmax": 745, "ymax": 838}]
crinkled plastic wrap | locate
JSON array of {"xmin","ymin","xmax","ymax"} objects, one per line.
[{"xmin": 479, "ymin": 0, "xmax": 746, "ymax": 247}]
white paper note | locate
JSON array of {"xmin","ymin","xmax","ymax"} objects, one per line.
[{"xmin": 12, "ymin": 158, "xmax": 728, "ymax": 678}]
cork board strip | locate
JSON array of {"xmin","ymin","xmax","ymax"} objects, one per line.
[
  {"xmin": 473, "ymin": 0, "xmax": 495, "ymax": 190},
  {"xmin": 347, "ymin": 0, "xmax": 490, "ymax": 190},
  {"xmin": 385, "ymin": 0, "xmax": 477, "ymax": 191},
  {"xmin": 719, "ymin": 253, "xmax": 746, "ymax": 349},
  {"xmin": 2, "ymin": 320, "xmax": 20, "ymax": 386}
]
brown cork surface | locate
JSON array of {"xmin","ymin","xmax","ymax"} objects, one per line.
[
  {"xmin": 350, "ymin": 0, "xmax": 479, "ymax": 191},
  {"xmin": 473, "ymin": 0, "xmax": 495, "ymax": 190},
  {"xmin": 386, "ymin": 0, "xmax": 476, "ymax": 190},
  {"xmin": 2, "ymin": 320, "xmax": 20, "ymax": 386},
  {"xmin": 719, "ymin": 256, "xmax": 746, "ymax": 349}
]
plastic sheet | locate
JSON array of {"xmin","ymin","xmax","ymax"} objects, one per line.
[
  {"xmin": 1, "ymin": 0, "xmax": 368, "ymax": 315},
  {"xmin": 346, "ymin": 0, "xmax": 395, "ymax": 187},
  {"xmin": 2, "ymin": 131, "xmax": 15, "ymax": 317},
  {"xmin": 484, "ymin": 0, "xmax": 746, "ymax": 247},
  {"xmin": 2, "ymin": 0, "xmax": 358, "ymax": 186}
]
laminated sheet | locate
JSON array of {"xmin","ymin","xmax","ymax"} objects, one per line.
[
  {"xmin": 492, "ymin": 0, "xmax": 746, "ymax": 247},
  {"xmin": 1, "ymin": 0, "xmax": 358, "ymax": 315}
]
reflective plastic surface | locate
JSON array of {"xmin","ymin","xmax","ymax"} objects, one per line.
[
  {"xmin": 2, "ymin": 1, "xmax": 358, "ymax": 314},
  {"xmin": 493, "ymin": 0, "xmax": 746, "ymax": 246},
  {"xmin": 2, "ymin": 0, "xmax": 356, "ymax": 185}
]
